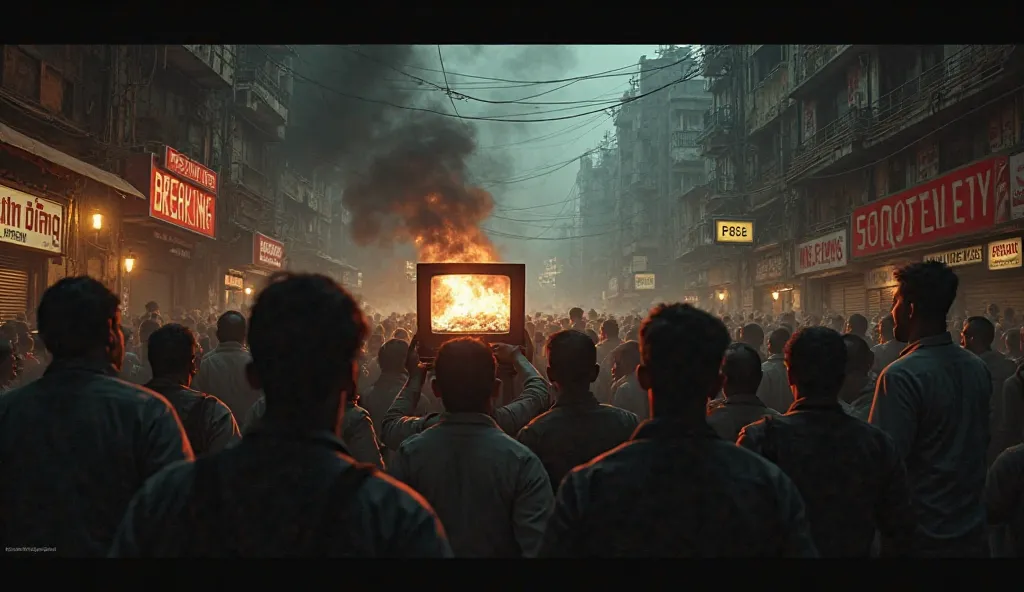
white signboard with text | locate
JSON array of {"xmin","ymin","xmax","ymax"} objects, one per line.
[{"xmin": 0, "ymin": 183, "xmax": 64, "ymax": 254}]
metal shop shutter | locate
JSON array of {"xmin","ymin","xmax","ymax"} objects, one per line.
[
  {"xmin": 961, "ymin": 273, "xmax": 1024, "ymax": 319},
  {"xmin": 0, "ymin": 253, "xmax": 30, "ymax": 321},
  {"xmin": 828, "ymin": 277, "xmax": 866, "ymax": 318},
  {"xmin": 867, "ymin": 289, "xmax": 882, "ymax": 318}
]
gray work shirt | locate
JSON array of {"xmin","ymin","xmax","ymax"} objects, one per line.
[
  {"xmin": 869, "ymin": 332, "xmax": 991, "ymax": 556},
  {"xmin": 756, "ymin": 354, "xmax": 792, "ymax": 413},
  {"xmin": 192, "ymin": 342, "xmax": 263, "ymax": 422},
  {"xmin": 389, "ymin": 412, "xmax": 553, "ymax": 557}
]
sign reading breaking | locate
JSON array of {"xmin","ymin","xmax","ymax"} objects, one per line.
[
  {"xmin": 795, "ymin": 229, "xmax": 847, "ymax": 275},
  {"xmin": 988, "ymin": 237, "xmax": 1022, "ymax": 270},
  {"xmin": 164, "ymin": 146, "xmax": 218, "ymax": 193},
  {"xmin": 150, "ymin": 166, "xmax": 217, "ymax": 238},
  {"xmin": 0, "ymin": 184, "xmax": 63, "ymax": 254},
  {"xmin": 851, "ymin": 156, "xmax": 1009, "ymax": 257},
  {"xmin": 634, "ymin": 273, "xmax": 656, "ymax": 290},
  {"xmin": 924, "ymin": 245, "xmax": 984, "ymax": 268},
  {"xmin": 253, "ymin": 232, "xmax": 284, "ymax": 269},
  {"xmin": 714, "ymin": 219, "xmax": 754, "ymax": 244}
]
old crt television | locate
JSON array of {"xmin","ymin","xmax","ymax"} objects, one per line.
[{"xmin": 415, "ymin": 262, "xmax": 526, "ymax": 359}]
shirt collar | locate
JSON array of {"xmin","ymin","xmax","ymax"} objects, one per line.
[
  {"xmin": 44, "ymin": 356, "xmax": 118, "ymax": 377},
  {"xmin": 554, "ymin": 391, "xmax": 600, "ymax": 409},
  {"xmin": 766, "ymin": 353, "xmax": 784, "ymax": 361},
  {"xmin": 788, "ymin": 396, "xmax": 845, "ymax": 414},
  {"xmin": 216, "ymin": 341, "xmax": 246, "ymax": 352},
  {"xmin": 440, "ymin": 412, "xmax": 500, "ymax": 429},
  {"xmin": 900, "ymin": 332, "xmax": 953, "ymax": 358},
  {"xmin": 631, "ymin": 416, "xmax": 717, "ymax": 441},
  {"xmin": 245, "ymin": 423, "xmax": 352, "ymax": 456},
  {"xmin": 722, "ymin": 393, "xmax": 768, "ymax": 407}
]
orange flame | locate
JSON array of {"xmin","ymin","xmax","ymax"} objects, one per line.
[{"xmin": 417, "ymin": 193, "xmax": 510, "ymax": 334}]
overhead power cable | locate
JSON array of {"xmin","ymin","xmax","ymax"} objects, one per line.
[{"xmin": 260, "ymin": 46, "xmax": 702, "ymax": 124}]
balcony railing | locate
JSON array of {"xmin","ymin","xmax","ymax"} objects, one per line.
[
  {"xmin": 865, "ymin": 45, "xmax": 1013, "ymax": 146},
  {"xmin": 748, "ymin": 63, "xmax": 790, "ymax": 134},
  {"xmin": 167, "ymin": 45, "xmax": 235, "ymax": 88},
  {"xmin": 706, "ymin": 169, "xmax": 737, "ymax": 195},
  {"xmin": 792, "ymin": 45, "xmax": 853, "ymax": 90},
  {"xmin": 236, "ymin": 67, "xmax": 290, "ymax": 128},
  {"xmin": 787, "ymin": 108, "xmax": 865, "ymax": 181},
  {"xmin": 702, "ymin": 45, "xmax": 732, "ymax": 76},
  {"xmin": 230, "ymin": 161, "xmax": 273, "ymax": 201},
  {"xmin": 698, "ymin": 104, "xmax": 734, "ymax": 142},
  {"xmin": 749, "ymin": 160, "xmax": 783, "ymax": 208}
]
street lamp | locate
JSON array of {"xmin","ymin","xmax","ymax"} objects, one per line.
[
  {"xmin": 717, "ymin": 291, "xmax": 726, "ymax": 301},
  {"xmin": 91, "ymin": 213, "xmax": 103, "ymax": 230},
  {"xmin": 771, "ymin": 291, "xmax": 780, "ymax": 301},
  {"xmin": 124, "ymin": 252, "xmax": 136, "ymax": 274},
  {"xmin": 244, "ymin": 287, "xmax": 253, "ymax": 296}
]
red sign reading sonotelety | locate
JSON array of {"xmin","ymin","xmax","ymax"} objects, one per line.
[
  {"xmin": 164, "ymin": 146, "xmax": 218, "ymax": 193},
  {"xmin": 253, "ymin": 232, "xmax": 284, "ymax": 269},
  {"xmin": 851, "ymin": 156, "xmax": 1010, "ymax": 258},
  {"xmin": 149, "ymin": 165, "xmax": 217, "ymax": 239}
]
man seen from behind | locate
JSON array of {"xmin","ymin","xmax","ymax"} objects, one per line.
[
  {"xmin": 109, "ymin": 273, "xmax": 450, "ymax": 557},
  {"xmin": 539, "ymin": 303, "xmax": 817, "ymax": 557},
  {"xmin": 0, "ymin": 277, "xmax": 192, "ymax": 556},
  {"xmin": 739, "ymin": 327, "xmax": 915, "ymax": 556},
  {"xmin": 144, "ymin": 323, "xmax": 240, "ymax": 457},
  {"xmin": 707, "ymin": 343, "xmax": 779, "ymax": 443},
  {"xmin": 389, "ymin": 337, "xmax": 553, "ymax": 557},
  {"xmin": 192, "ymin": 311, "xmax": 263, "ymax": 421},
  {"xmin": 517, "ymin": 330, "xmax": 639, "ymax": 492}
]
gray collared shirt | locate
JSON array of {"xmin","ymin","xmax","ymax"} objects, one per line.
[
  {"xmin": 192, "ymin": 342, "xmax": 264, "ymax": 422},
  {"xmin": 871, "ymin": 340, "xmax": 907, "ymax": 375},
  {"xmin": 389, "ymin": 412, "xmax": 553, "ymax": 557},
  {"xmin": 869, "ymin": 332, "xmax": 991, "ymax": 554},
  {"xmin": 756, "ymin": 354, "xmax": 792, "ymax": 413}
]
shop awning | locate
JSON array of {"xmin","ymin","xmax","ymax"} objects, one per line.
[{"xmin": 0, "ymin": 122, "xmax": 146, "ymax": 200}]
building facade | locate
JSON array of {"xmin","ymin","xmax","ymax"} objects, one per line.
[
  {"xmin": 673, "ymin": 44, "xmax": 1024, "ymax": 323},
  {"xmin": 583, "ymin": 45, "xmax": 710, "ymax": 310},
  {"xmin": 0, "ymin": 44, "xmax": 362, "ymax": 323}
]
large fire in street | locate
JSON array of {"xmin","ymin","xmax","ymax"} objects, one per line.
[{"xmin": 416, "ymin": 193, "xmax": 511, "ymax": 334}]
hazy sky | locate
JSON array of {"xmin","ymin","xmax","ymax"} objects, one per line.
[{"xmin": 434, "ymin": 45, "xmax": 661, "ymax": 269}]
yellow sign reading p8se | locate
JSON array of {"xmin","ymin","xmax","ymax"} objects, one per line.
[{"xmin": 714, "ymin": 219, "xmax": 754, "ymax": 244}]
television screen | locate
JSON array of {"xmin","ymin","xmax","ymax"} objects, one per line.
[{"xmin": 430, "ymin": 274, "xmax": 511, "ymax": 334}]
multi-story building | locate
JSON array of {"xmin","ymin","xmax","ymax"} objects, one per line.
[
  {"xmin": 575, "ymin": 141, "xmax": 617, "ymax": 301},
  {"xmin": 279, "ymin": 46, "xmax": 360, "ymax": 293},
  {"xmin": 602, "ymin": 45, "xmax": 708, "ymax": 309},
  {"xmin": 788, "ymin": 44, "xmax": 1022, "ymax": 321},
  {"xmin": 681, "ymin": 44, "xmax": 1024, "ymax": 322},
  {"xmin": 0, "ymin": 45, "xmax": 142, "ymax": 319},
  {"xmin": 676, "ymin": 44, "xmax": 748, "ymax": 313},
  {"xmin": 115, "ymin": 44, "xmax": 235, "ymax": 317}
]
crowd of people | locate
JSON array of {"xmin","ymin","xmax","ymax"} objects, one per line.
[{"xmin": 0, "ymin": 259, "xmax": 1023, "ymax": 557}]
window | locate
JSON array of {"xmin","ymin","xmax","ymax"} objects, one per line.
[{"xmin": 4, "ymin": 47, "xmax": 40, "ymax": 101}]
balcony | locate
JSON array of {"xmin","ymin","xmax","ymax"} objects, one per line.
[
  {"xmin": 786, "ymin": 108, "xmax": 866, "ymax": 182},
  {"xmin": 675, "ymin": 221, "xmax": 715, "ymax": 261},
  {"xmin": 670, "ymin": 130, "xmax": 702, "ymax": 164},
  {"xmin": 235, "ymin": 67, "xmax": 290, "ymax": 131},
  {"xmin": 229, "ymin": 161, "xmax": 273, "ymax": 202},
  {"xmin": 707, "ymin": 169, "xmax": 737, "ymax": 196},
  {"xmin": 165, "ymin": 45, "xmax": 235, "ymax": 88},
  {"xmin": 702, "ymin": 45, "xmax": 732, "ymax": 77},
  {"xmin": 790, "ymin": 45, "xmax": 860, "ymax": 98},
  {"xmin": 864, "ymin": 45, "xmax": 1014, "ymax": 149},
  {"xmin": 749, "ymin": 159, "xmax": 784, "ymax": 210},
  {"xmin": 748, "ymin": 62, "xmax": 792, "ymax": 136},
  {"xmin": 698, "ymin": 105, "xmax": 734, "ymax": 155},
  {"xmin": 627, "ymin": 168, "xmax": 656, "ymax": 192}
]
